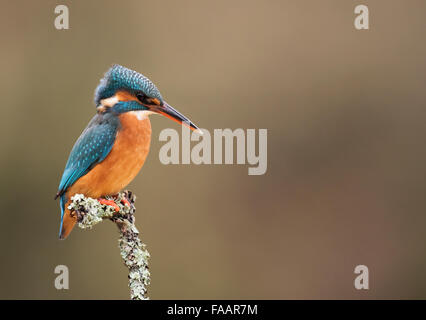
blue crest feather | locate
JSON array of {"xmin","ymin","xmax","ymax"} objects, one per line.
[{"xmin": 94, "ymin": 64, "xmax": 163, "ymax": 106}]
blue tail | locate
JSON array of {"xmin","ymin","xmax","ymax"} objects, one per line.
[{"xmin": 58, "ymin": 194, "xmax": 67, "ymax": 239}]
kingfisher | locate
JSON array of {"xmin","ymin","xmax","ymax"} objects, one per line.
[{"xmin": 55, "ymin": 64, "xmax": 200, "ymax": 239}]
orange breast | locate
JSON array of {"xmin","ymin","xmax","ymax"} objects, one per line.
[{"xmin": 66, "ymin": 112, "xmax": 152, "ymax": 199}]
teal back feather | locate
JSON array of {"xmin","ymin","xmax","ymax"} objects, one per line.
[{"xmin": 57, "ymin": 112, "xmax": 119, "ymax": 237}]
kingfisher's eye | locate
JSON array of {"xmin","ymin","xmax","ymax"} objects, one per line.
[{"xmin": 136, "ymin": 93, "xmax": 147, "ymax": 103}]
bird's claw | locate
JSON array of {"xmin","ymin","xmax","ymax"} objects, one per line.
[
  {"xmin": 98, "ymin": 198, "xmax": 120, "ymax": 212},
  {"xmin": 121, "ymin": 198, "xmax": 131, "ymax": 208}
]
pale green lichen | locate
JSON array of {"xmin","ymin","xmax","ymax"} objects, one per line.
[
  {"xmin": 68, "ymin": 191, "xmax": 150, "ymax": 300},
  {"xmin": 117, "ymin": 219, "xmax": 151, "ymax": 300}
]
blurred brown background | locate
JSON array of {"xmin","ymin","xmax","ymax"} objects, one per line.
[{"xmin": 0, "ymin": 0, "xmax": 425, "ymax": 299}]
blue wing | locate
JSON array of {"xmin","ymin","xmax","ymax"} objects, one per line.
[{"xmin": 56, "ymin": 113, "xmax": 119, "ymax": 234}]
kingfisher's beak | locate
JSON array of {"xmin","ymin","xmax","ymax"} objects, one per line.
[{"xmin": 154, "ymin": 102, "xmax": 202, "ymax": 134}]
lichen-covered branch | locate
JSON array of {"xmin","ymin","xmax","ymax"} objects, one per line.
[{"xmin": 68, "ymin": 190, "xmax": 150, "ymax": 300}]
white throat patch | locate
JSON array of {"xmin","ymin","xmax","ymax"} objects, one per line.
[{"xmin": 130, "ymin": 110, "xmax": 155, "ymax": 120}]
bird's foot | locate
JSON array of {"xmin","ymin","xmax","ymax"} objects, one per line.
[
  {"xmin": 105, "ymin": 193, "xmax": 131, "ymax": 207},
  {"xmin": 97, "ymin": 198, "xmax": 120, "ymax": 212},
  {"xmin": 121, "ymin": 198, "xmax": 131, "ymax": 208}
]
